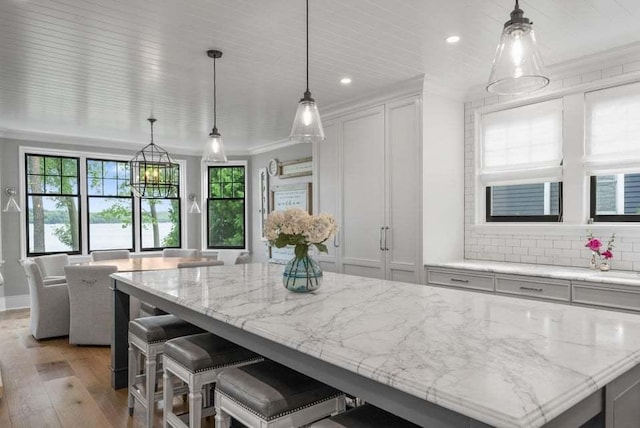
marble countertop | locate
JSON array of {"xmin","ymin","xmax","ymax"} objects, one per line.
[
  {"xmin": 427, "ymin": 260, "xmax": 640, "ymax": 287},
  {"xmin": 113, "ymin": 263, "xmax": 640, "ymax": 427}
]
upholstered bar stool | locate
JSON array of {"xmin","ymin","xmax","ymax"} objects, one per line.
[
  {"xmin": 214, "ymin": 360, "xmax": 346, "ymax": 428},
  {"xmin": 128, "ymin": 315, "xmax": 204, "ymax": 427},
  {"xmin": 310, "ymin": 404, "xmax": 420, "ymax": 427},
  {"xmin": 162, "ymin": 333, "xmax": 263, "ymax": 428}
]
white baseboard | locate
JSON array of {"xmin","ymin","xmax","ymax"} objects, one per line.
[{"xmin": 0, "ymin": 294, "xmax": 30, "ymax": 312}]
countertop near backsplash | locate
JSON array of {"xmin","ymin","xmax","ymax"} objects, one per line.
[{"xmin": 426, "ymin": 260, "xmax": 640, "ymax": 287}]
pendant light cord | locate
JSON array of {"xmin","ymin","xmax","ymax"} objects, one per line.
[
  {"xmin": 306, "ymin": 0, "xmax": 309, "ymax": 93},
  {"xmin": 213, "ymin": 56, "xmax": 217, "ymax": 129}
]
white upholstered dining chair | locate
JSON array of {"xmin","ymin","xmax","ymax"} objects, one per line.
[
  {"xmin": 33, "ymin": 253, "xmax": 69, "ymax": 285},
  {"xmin": 91, "ymin": 249, "xmax": 130, "ymax": 261},
  {"xmin": 162, "ymin": 248, "xmax": 199, "ymax": 258},
  {"xmin": 64, "ymin": 265, "xmax": 117, "ymax": 345},
  {"xmin": 216, "ymin": 250, "xmax": 244, "ymax": 265},
  {"xmin": 22, "ymin": 260, "xmax": 70, "ymax": 340}
]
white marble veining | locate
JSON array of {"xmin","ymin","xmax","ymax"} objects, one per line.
[
  {"xmin": 428, "ymin": 260, "xmax": 640, "ymax": 287},
  {"xmin": 113, "ymin": 263, "xmax": 640, "ymax": 427}
]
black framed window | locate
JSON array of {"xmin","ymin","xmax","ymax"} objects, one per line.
[
  {"xmin": 207, "ymin": 165, "xmax": 246, "ymax": 249},
  {"xmin": 486, "ymin": 182, "xmax": 562, "ymax": 222},
  {"xmin": 26, "ymin": 154, "xmax": 81, "ymax": 256},
  {"xmin": 140, "ymin": 198, "xmax": 181, "ymax": 251},
  {"xmin": 590, "ymin": 174, "xmax": 640, "ymax": 222},
  {"xmin": 140, "ymin": 163, "xmax": 181, "ymax": 250},
  {"xmin": 86, "ymin": 159, "xmax": 134, "ymax": 251}
]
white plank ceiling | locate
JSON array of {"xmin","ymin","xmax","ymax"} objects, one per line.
[{"xmin": 1, "ymin": 0, "xmax": 640, "ymax": 153}]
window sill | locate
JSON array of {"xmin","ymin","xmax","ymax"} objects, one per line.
[{"xmin": 470, "ymin": 223, "xmax": 640, "ymax": 237}]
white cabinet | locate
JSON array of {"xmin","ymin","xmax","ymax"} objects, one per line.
[
  {"xmin": 341, "ymin": 106, "xmax": 386, "ymax": 279},
  {"xmin": 315, "ymin": 119, "xmax": 340, "ymax": 272},
  {"xmin": 314, "ymin": 95, "xmax": 422, "ymax": 283}
]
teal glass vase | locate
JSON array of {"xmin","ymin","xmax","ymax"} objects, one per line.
[{"xmin": 282, "ymin": 246, "xmax": 323, "ymax": 293}]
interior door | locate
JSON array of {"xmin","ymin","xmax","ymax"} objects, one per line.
[
  {"xmin": 313, "ymin": 119, "xmax": 340, "ymax": 272},
  {"xmin": 340, "ymin": 106, "xmax": 386, "ymax": 279}
]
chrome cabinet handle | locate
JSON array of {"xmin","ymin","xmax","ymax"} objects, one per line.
[
  {"xmin": 384, "ymin": 226, "xmax": 389, "ymax": 251},
  {"xmin": 379, "ymin": 227, "xmax": 384, "ymax": 251},
  {"xmin": 334, "ymin": 232, "xmax": 340, "ymax": 248},
  {"xmin": 450, "ymin": 278, "xmax": 469, "ymax": 283},
  {"xmin": 520, "ymin": 286, "xmax": 543, "ymax": 292}
]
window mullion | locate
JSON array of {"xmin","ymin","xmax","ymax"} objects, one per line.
[
  {"xmin": 134, "ymin": 195, "xmax": 141, "ymax": 252},
  {"xmin": 79, "ymin": 157, "xmax": 88, "ymax": 255}
]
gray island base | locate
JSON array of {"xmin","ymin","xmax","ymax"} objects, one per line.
[{"xmin": 111, "ymin": 263, "xmax": 640, "ymax": 427}]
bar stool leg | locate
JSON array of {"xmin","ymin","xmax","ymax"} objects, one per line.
[
  {"xmin": 163, "ymin": 370, "xmax": 174, "ymax": 428},
  {"xmin": 145, "ymin": 352, "xmax": 157, "ymax": 428},
  {"xmin": 214, "ymin": 392, "xmax": 231, "ymax": 428},
  {"xmin": 188, "ymin": 378, "xmax": 203, "ymax": 428},
  {"xmin": 214, "ymin": 411, "xmax": 231, "ymax": 428},
  {"xmin": 127, "ymin": 344, "xmax": 136, "ymax": 416}
]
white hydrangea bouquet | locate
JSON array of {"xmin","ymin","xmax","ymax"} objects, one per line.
[{"xmin": 265, "ymin": 208, "xmax": 338, "ymax": 259}]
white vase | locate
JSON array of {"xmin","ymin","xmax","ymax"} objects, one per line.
[{"xmin": 600, "ymin": 262, "xmax": 610, "ymax": 271}]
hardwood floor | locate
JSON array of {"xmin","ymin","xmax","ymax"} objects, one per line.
[{"xmin": 0, "ymin": 309, "xmax": 215, "ymax": 428}]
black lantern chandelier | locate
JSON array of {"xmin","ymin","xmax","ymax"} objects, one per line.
[{"xmin": 129, "ymin": 117, "xmax": 179, "ymax": 198}]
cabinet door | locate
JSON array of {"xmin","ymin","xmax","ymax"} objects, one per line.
[
  {"xmin": 385, "ymin": 96, "xmax": 421, "ymax": 283},
  {"xmin": 313, "ymin": 119, "xmax": 340, "ymax": 272},
  {"xmin": 341, "ymin": 106, "xmax": 386, "ymax": 279}
]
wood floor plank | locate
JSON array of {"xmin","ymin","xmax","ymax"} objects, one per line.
[
  {"xmin": 67, "ymin": 357, "xmax": 133, "ymax": 428},
  {"xmin": 36, "ymin": 361, "xmax": 75, "ymax": 382},
  {"xmin": 0, "ymin": 363, "xmax": 4, "ymax": 399},
  {"xmin": 10, "ymin": 407, "xmax": 61, "ymax": 428},
  {"xmin": 5, "ymin": 384, "xmax": 53, "ymax": 419},
  {"xmin": 0, "ymin": 378, "xmax": 11, "ymax": 428},
  {"xmin": 43, "ymin": 376, "xmax": 112, "ymax": 428}
]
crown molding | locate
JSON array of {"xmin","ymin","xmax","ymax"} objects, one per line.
[
  {"xmin": 0, "ymin": 127, "xmax": 250, "ymax": 157},
  {"xmin": 247, "ymin": 138, "xmax": 301, "ymax": 155},
  {"xmin": 322, "ymin": 75, "xmax": 426, "ymax": 120}
]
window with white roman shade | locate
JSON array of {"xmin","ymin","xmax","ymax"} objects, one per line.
[
  {"xmin": 479, "ymin": 99, "xmax": 563, "ymax": 186},
  {"xmin": 585, "ymin": 82, "xmax": 640, "ymax": 175}
]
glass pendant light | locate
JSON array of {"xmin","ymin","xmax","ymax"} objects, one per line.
[
  {"xmin": 487, "ymin": 0, "xmax": 549, "ymax": 95},
  {"xmin": 203, "ymin": 50, "xmax": 228, "ymax": 163},
  {"xmin": 289, "ymin": 0, "xmax": 325, "ymax": 143},
  {"xmin": 129, "ymin": 118, "xmax": 179, "ymax": 198}
]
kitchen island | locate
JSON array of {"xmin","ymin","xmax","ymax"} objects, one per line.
[{"xmin": 111, "ymin": 263, "xmax": 640, "ymax": 427}]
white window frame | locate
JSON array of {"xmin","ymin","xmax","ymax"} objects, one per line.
[
  {"xmin": 476, "ymin": 99, "xmax": 564, "ymax": 223},
  {"xmin": 200, "ymin": 159, "xmax": 249, "ymax": 254},
  {"xmin": 19, "ymin": 145, "xmax": 187, "ymax": 258}
]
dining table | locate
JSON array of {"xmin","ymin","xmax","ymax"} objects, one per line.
[
  {"xmin": 110, "ymin": 262, "xmax": 640, "ymax": 427},
  {"xmin": 85, "ymin": 256, "xmax": 211, "ymax": 272}
]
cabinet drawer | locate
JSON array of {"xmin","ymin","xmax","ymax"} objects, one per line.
[
  {"xmin": 495, "ymin": 275, "xmax": 570, "ymax": 302},
  {"xmin": 427, "ymin": 269, "xmax": 494, "ymax": 292},
  {"xmin": 572, "ymin": 281, "xmax": 640, "ymax": 312}
]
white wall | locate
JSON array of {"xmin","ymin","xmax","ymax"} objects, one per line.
[
  {"xmin": 423, "ymin": 93, "xmax": 464, "ymax": 263},
  {"xmin": 464, "ymin": 57, "xmax": 640, "ymax": 271}
]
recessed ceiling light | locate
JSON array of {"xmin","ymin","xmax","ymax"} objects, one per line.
[
  {"xmin": 446, "ymin": 35, "xmax": 460, "ymax": 44},
  {"xmin": 340, "ymin": 77, "xmax": 352, "ymax": 85}
]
